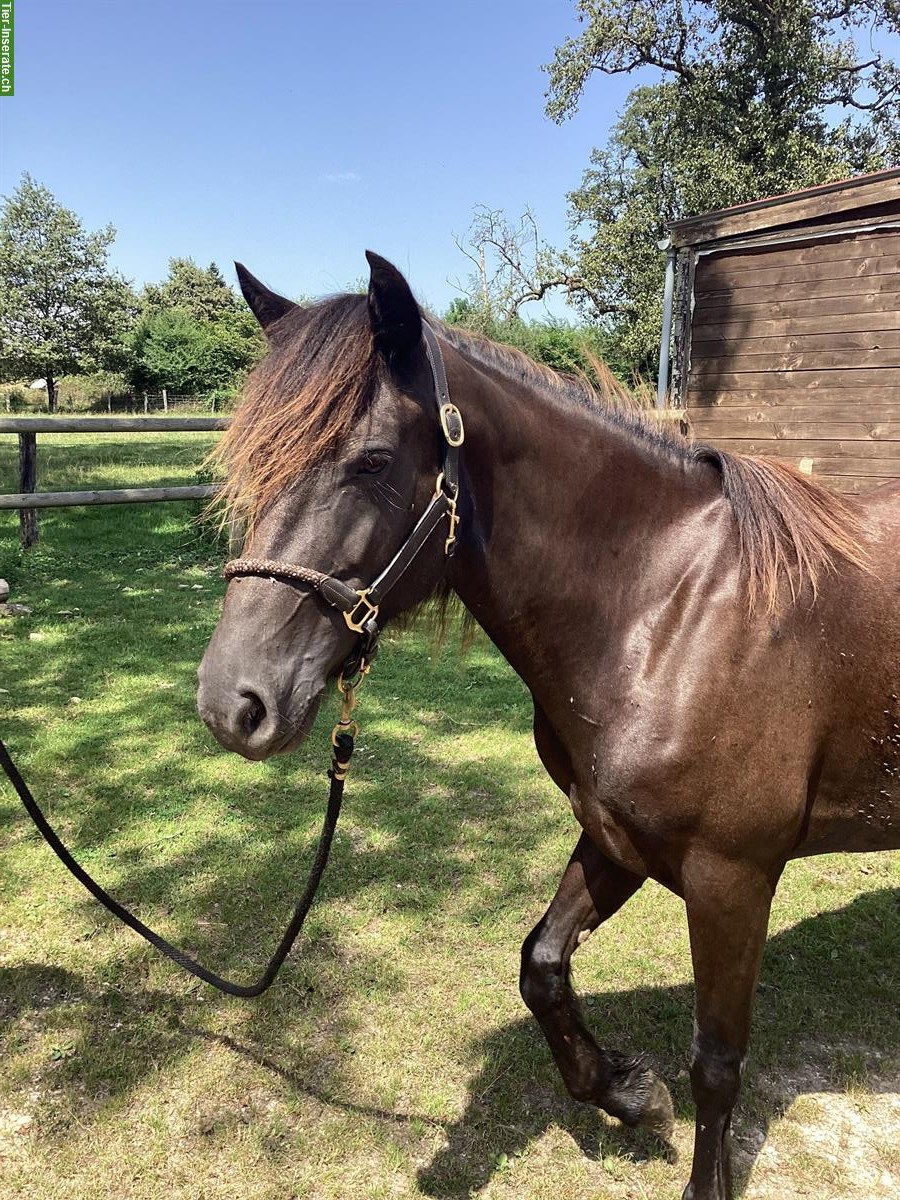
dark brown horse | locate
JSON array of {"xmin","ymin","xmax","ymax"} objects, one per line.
[{"xmin": 197, "ymin": 254, "xmax": 900, "ymax": 1200}]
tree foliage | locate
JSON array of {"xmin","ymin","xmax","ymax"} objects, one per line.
[
  {"xmin": 141, "ymin": 258, "xmax": 243, "ymax": 323},
  {"xmin": 0, "ymin": 174, "xmax": 137, "ymax": 410},
  {"xmin": 443, "ymin": 297, "xmax": 631, "ymax": 388},
  {"xmin": 544, "ymin": 0, "xmax": 900, "ymax": 368},
  {"xmin": 127, "ymin": 259, "xmax": 264, "ymax": 398}
]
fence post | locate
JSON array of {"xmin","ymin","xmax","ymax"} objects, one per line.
[
  {"xmin": 162, "ymin": 387, "xmax": 169, "ymax": 413},
  {"xmin": 18, "ymin": 432, "xmax": 39, "ymax": 549},
  {"xmin": 143, "ymin": 391, "xmax": 148, "ymax": 414}
]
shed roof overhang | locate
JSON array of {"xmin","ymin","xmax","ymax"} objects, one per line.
[{"xmin": 668, "ymin": 168, "xmax": 900, "ymax": 250}]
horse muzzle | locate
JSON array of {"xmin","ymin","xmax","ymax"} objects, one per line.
[{"xmin": 196, "ymin": 659, "xmax": 325, "ymax": 761}]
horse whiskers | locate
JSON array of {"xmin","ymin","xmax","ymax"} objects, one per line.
[
  {"xmin": 271, "ymin": 699, "xmax": 319, "ymax": 742},
  {"xmin": 373, "ymin": 479, "xmax": 404, "ymax": 511}
]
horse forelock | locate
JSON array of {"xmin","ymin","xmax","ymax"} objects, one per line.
[{"xmin": 210, "ymin": 294, "xmax": 379, "ymax": 524}]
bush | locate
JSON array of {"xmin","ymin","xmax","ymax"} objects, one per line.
[
  {"xmin": 127, "ymin": 306, "xmax": 263, "ymax": 398},
  {"xmin": 57, "ymin": 371, "xmax": 132, "ymax": 409},
  {"xmin": 1, "ymin": 386, "xmax": 27, "ymax": 412}
]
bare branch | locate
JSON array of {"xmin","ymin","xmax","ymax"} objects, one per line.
[
  {"xmin": 821, "ymin": 83, "xmax": 900, "ymax": 110},
  {"xmin": 451, "ymin": 205, "xmax": 623, "ymax": 321}
]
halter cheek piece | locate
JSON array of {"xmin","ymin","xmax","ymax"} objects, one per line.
[{"xmin": 224, "ymin": 323, "xmax": 464, "ymax": 676}]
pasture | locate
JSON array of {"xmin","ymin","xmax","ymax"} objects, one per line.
[{"xmin": 1, "ymin": 431, "xmax": 898, "ymax": 1199}]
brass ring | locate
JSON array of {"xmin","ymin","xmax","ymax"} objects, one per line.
[
  {"xmin": 331, "ymin": 720, "xmax": 360, "ymax": 746},
  {"xmin": 337, "ymin": 662, "xmax": 369, "ymax": 695}
]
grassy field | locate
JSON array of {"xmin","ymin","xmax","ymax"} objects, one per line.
[{"xmin": 1, "ymin": 431, "xmax": 898, "ymax": 1199}]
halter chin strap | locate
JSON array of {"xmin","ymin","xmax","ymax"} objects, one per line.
[{"xmin": 224, "ymin": 322, "xmax": 464, "ymax": 673}]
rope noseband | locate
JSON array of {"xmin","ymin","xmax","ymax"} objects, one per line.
[{"xmin": 0, "ymin": 323, "xmax": 464, "ymax": 997}]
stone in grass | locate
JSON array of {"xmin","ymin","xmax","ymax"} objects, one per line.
[
  {"xmin": 0, "ymin": 602, "xmax": 33, "ymax": 617},
  {"xmin": 0, "ymin": 579, "xmax": 8, "ymax": 603}
]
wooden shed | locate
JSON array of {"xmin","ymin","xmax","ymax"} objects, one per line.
[{"xmin": 663, "ymin": 168, "xmax": 900, "ymax": 494}]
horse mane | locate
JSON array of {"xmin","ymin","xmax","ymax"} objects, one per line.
[
  {"xmin": 694, "ymin": 447, "xmax": 869, "ymax": 612},
  {"xmin": 439, "ymin": 323, "xmax": 869, "ymax": 613},
  {"xmin": 437, "ymin": 320, "xmax": 641, "ymax": 412},
  {"xmin": 213, "ymin": 295, "xmax": 869, "ymax": 612}
]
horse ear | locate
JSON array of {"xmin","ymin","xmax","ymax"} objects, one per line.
[
  {"xmin": 365, "ymin": 251, "xmax": 422, "ymax": 362},
  {"xmin": 234, "ymin": 262, "xmax": 297, "ymax": 331}
]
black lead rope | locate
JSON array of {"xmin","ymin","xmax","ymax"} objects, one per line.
[{"xmin": 0, "ymin": 729, "xmax": 353, "ymax": 998}]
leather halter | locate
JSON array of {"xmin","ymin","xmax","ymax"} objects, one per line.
[{"xmin": 224, "ymin": 323, "xmax": 464, "ymax": 674}]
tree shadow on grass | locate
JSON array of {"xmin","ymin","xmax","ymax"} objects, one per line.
[
  {"xmin": 8, "ymin": 885, "xmax": 881, "ymax": 1197},
  {"xmin": 0, "ymin": 928, "xmax": 385, "ymax": 1142},
  {"xmin": 1, "ymin": 853, "xmax": 897, "ymax": 1196}
]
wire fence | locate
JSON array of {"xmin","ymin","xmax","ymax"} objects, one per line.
[
  {"xmin": 3, "ymin": 390, "xmax": 235, "ymax": 416},
  {"xmin": 70, "ymin": 391, "xmax": 229, "ymax": 415}
]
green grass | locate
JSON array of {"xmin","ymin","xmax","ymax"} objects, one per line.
[{"xmin": 1, "ymin": 432, "xmax": 898, "ymax": 1199}]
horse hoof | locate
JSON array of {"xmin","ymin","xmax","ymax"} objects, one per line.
[{"xmin": 638, "ymin": 1072, "xmax": 675, "ymax": 1140}]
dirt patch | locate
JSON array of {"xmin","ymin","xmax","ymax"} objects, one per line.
[{"xmin": 739, "ymin": 1054, "xmax": 900, "ymax": 1199}]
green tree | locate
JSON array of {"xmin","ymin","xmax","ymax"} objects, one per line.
[
  {"xmin": 128, "ymin": 258, "xmax": 264, "ymax": 398},
  {"xmin": 0, "ymin": 175, "xmax": 137, "ymax": 411},
  {"xmin": 545, "ymin": 1, "xmax": 900, "ymax": 368},
  {"xmin": 141, "ymin": 258, "xmax": 243, "ymax": 323}
]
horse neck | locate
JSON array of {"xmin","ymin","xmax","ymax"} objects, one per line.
[{"xmin": 445, "ymin": 346, "xmax": 726, "ymax": 698}]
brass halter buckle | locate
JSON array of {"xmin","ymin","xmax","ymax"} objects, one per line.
[
  {"xmin": 343, "ymin": 589, "xmax": 379, "ymax": 634},
  {"xmin": 439, "ymin": 402, "xmax": 465, "ymax": 447}
]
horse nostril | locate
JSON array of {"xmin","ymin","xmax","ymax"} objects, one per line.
[{"xmin": 240, "ymin": 691, "xmax": 267, "ymax": 738}]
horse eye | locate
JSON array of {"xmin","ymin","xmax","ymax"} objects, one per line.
[{"xmin": 354, "ymin": 450, "xmax": 391, "ymax": 476}]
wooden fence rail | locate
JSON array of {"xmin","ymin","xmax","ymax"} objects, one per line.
[
  {"xmin": 0, "ymin": 417, "xmax": 231, "ymax": 434},
  {"xmin": 0, "ymin": 486, "xmax": 219, "ymax": 510},
  {"xmin": 0, "ymin": 416, "xmax": 232, "ymax": 548}
]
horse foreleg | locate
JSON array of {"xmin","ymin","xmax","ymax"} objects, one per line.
[
  {"xmin": 681, "ymin": 857, "xmax": 775, "ymax": 1200},
  {"xmin": 519, "ymin": 832, "xmax": 674, "ymax": 1136}
]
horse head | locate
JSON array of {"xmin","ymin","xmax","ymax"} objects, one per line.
[{"xmin": 197, "ymin": 254, "xmax": 455, "ymax": 759}]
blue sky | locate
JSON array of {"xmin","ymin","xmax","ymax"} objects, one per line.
[
  {"xmin": 0, "ymin": 1, "xmax": 633, "ymax": 318},
  {"xmin": 3, "ymin": 4, "xmax": 897, "ymax": 321}
]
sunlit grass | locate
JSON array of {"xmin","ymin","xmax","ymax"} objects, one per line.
[{"xmin": 1, "ymin": 433, "xmax": 898, "ymax": 1199}]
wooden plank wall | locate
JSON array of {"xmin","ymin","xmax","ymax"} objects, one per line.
[{"xmin": 684, "ymin": 227, "xmax": 900, "ymax": 494}]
